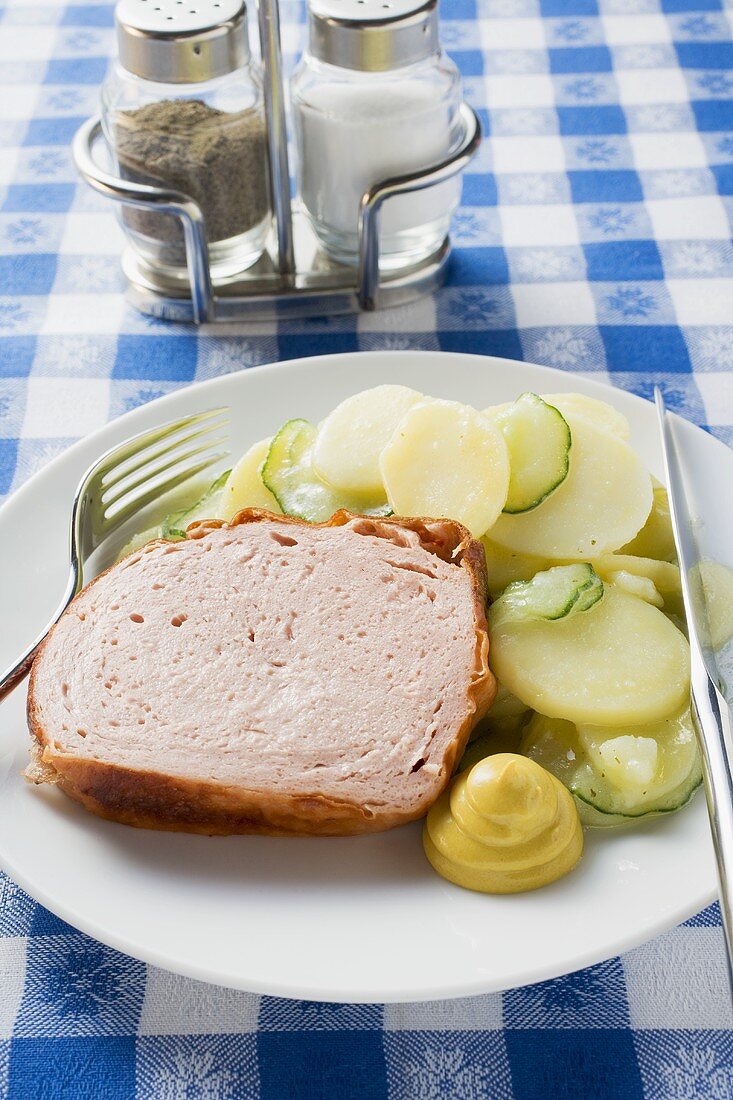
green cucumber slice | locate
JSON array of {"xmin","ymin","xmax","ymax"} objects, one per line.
[
  {"xmin": 521, "ymin": 711, "xmax": 702, "ymax": 826},
  {"xmin": 162, "ymin": 468, "xmax": 231, "ymax": 540},
  {"xmin": 491, "ymin": 563, "xmax": 604, "ymax": 628},
  {"xmin": 493, "ymin": 392, "xmax": 571, "ymax": 514},
  {"xmin": 262, "ymin": 419, "xmax": 391, "ymax": 523}
]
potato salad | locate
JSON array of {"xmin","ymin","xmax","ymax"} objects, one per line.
[{"xmin": 126, "ymin": 384, "xmax": 705, "ymax": 829}]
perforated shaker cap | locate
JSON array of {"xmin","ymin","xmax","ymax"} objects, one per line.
[
  {"xmin": 115, "ymin": 0, "xmax": 249, "ymax": 83},
  {"xmin": 307, "ymin": 0, "xmax": 439, "ymax": 72}
]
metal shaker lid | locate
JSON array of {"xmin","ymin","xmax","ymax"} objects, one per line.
[
  {"xmin": 307, "ymin": 0, "xmax": 439, "ymax": 72},
  {"xmin": 115, "ymin": 0, "xmax": 249, "ymax": 83}
]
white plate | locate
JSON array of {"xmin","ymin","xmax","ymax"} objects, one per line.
[{"xmin": 0, "ymin": 351, "xmax": 721, "ymax": 1003}]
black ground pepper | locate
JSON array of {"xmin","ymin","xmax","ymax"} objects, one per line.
[{"xmin": 114, "ymin": 98, "xmax": 270, "ymax": 264}]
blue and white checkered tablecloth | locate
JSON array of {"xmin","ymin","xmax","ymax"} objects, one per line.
[{"xmin": 1, "ymin": 0, "xmax": 733, "ymax": 1094}]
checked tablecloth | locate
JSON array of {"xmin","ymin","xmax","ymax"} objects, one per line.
[{"xmin": 1, "ymin": 0, "xmax": 733, "ymax": 1095}]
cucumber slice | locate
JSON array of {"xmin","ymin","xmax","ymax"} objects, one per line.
[
  {"xmin": 162, "ymin": 469, "xmax": 231, "ymax": 540},
  {"xmin": 488, "ymin": 413, "xmax": 653, "ymax": 560},
  {"xmin": 262, "ymin": 419, "xmax": 391, "ymax": 523},
  {"xmin": 490, "ymin": 563, "xmax": 604, "ymax": 629},
  {"xmin": 489, "ymin": 393, "xmax": 571, "ymax": 514},
  {"xmin": 521, "ymin": 711, "xmax": 702, "ymax": 826}
]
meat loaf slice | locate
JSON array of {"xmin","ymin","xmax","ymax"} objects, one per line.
[{"xmin": 27, "ymin": 509, "xmax": 495, "ymax": 836}]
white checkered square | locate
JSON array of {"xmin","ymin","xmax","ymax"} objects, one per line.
[
  {"xmin": 667, "ymin": 278, "xmax": 732, "ymax": 325},
  {"xmin": 695, "ymin": 372, "xmax": 733, "ymax": 425},
  {"xmin": 490, "ymin": 135, "xmax": 566, "ymax": 174},
  {"xmin": 0, "ymin": 938, "xmax": 27, "ymax": 1039},
  {"xmin": 139, "ymin": 967, "xmax": 261, "ymax": 1036},
  {"xmin": 384, "ymin": 994, "xmax": 503, "ymax": 1032},
  {"xmin": 614, "ymin": 67, "xmax": 690, "ymax": 105},
  {"xmin": 624, "ymin": 926, "xmax": 733, "ymax": 1029},
  {"xmin": 0, "ymin": 85, "xmax": 41, "ymax": 121},
  {"xmin": 478, "ymin": 16, "xmax": 546, "ymax": 51},
  {"xmin": 645, "ymin": 196, "xmax": 731, "ymax": 241},
  {"xmin": 499, "ymin": 203, "xmax": 579, "ymax": 247},
  {"xmin": 41, "ymin": 293, "xmax": 126, "ymax": 334},
  {"xmin": 484, "ymin": 74, "xmax": 556, "ymax": 109},
  {"xmin": 22, "ymin": 377, "xmax": 110, "ymax": 437},
  {"xmin": 511, "ymin": 280, "xmax": 597, "ymax": 327},
  {"xmin": 58, "ymin": 214, "xmax": 125, "ymax": 256},
  {"xmin": 629, "ymin": 132, "xmax": 709, "ymax": 170},
  {"xmin": 602, "ymin": 13, "xmax": 672, "ymax": 45}
]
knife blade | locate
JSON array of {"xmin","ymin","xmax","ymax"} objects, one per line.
[{"xmin": 655, "ymin": 386, "xmax": 733, "ymax": 996}]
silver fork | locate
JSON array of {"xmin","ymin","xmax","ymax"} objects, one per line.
[{"xmin": 0, "ymin": 407, "xmax": 229, "ymax": 703}]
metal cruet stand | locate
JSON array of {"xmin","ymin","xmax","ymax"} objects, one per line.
[{"xmin": 73, "ymin": 0, "xmax": 482, "ymax": 324}]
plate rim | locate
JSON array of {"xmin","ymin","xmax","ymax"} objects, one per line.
[{"xmin": 0, "ymin": 349, "xmax": 720, "ymax": 1002}]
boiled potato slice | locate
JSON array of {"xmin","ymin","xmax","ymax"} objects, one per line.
[
  {"xmin": 313, "ymin": 385, "xmax": 422, "ymax": 495},
  {"xmin": 481, "ymin": 538, "xmax": 550, "ymax": 599},
  {"xmin": 592, "ymin": 552, "xmax": 680, "ymax": 593},
  {"xmin": 620, "ymin": 482, "xmax": 675, "ymax": 561},
  {"xmin": 488, "ymin": 414, "xmax": 653, "ymax": 559},
  {"xmin": 489, "ymin": 586, "xmax": 690, "ymax": 726},
  {"xmin": 219, "ymin": 438, "xmax": 281, "ymax": 519},
  {"xmin": 594, "ymin": 735, "xmax": 659, "ymax": 790},
  {"xmin": 541, "ymin": 392, "xmax": 630, "ymax": 440},
  {"xmin": 592, "ymin": 553, "xmax": 681, "ymax": 619},
  {"xmin": 380, "ymin": 400, "xmax": 510, "ymax": 537},
  {"xmin": 605, "ymin": 570, "xmax": 664, "ymax": 608}
]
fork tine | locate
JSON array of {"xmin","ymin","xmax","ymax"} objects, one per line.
[
  {"xmin": 90, "ymin": 408, "xmax": 228, "ymax": 483},
  {"xmin": 106, "ymin": 452, "xmax": 228, "ymax": 527},
  {"xmin": 100, "ymin": 412, "xmax": 229, "ymax": 489},
  {"xmin": 102, "ymin": 434, "xmax": 229, "ymax": 509}
]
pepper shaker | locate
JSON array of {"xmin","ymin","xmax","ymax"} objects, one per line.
[
  {"xmin": 101, "ymin": 0, "xmax": 272, "ymax": 280},
  {"xmin": 290, "ymin": 0, "xmax": 465, "ymax": 270}
]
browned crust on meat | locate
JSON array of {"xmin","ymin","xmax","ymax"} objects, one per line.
[{"xmin": 26, "ymin": 509, "xmax": 495, "ymax": 836}]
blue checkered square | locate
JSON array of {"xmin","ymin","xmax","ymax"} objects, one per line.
[
  {"xmin": 259, "ymin": 1030, "xmax": 385, "ymax": 1099},
  {"xmin": 0, "ymin": 256, "xmax": 58, "ymax": 295},
  {"xmin": 15, "ymin": 936, "xmax": 145, "ymax": 1037},
  {"xmin": 583, "ymin": 240, "xmax": 665, "ymax": 281},
  {"xmin": 506, "ymin": 1029, "xmax": 645, "ymax": 1099},
  {"xmin": 7, "ymin": 1037, "xmax": 136, "ymax": 1099},
  {"xmin": 113, "ymin": 335, "xmax": 199, "ymax": 381}
]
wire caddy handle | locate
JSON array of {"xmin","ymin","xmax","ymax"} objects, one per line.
[{"xmin": 73, "ymin": 0, "xmax": 482, "ymax": 325}]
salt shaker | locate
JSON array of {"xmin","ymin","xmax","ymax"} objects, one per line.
[
  {"xmin": 101, "ymin": 0, "xmax": 271, "ymax": 280},
  {"xmin": 290, "ymin": 0, "xmax": 464, "ymax": 270}
]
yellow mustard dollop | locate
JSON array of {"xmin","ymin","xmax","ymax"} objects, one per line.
[{"xmin": 423, "ymin": 753, "xmax": 583, "ymax": 894}]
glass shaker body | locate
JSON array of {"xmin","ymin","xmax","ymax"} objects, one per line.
[
  {"xmin": 101, "ymin": 59, "xmax": 271, "ymax": 279},
  {"xmin": 290, "ymin": 50, "xmax": 464, "ymax": 270}
]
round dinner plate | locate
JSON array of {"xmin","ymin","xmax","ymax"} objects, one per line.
[{"xmin": 0, "ymin": 350, "xmax": 720, "ymax": 1003}]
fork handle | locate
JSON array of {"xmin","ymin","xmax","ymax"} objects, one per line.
[{"xmin": 0, "ymin": 567, "xmax": 78, "ymax": 704}]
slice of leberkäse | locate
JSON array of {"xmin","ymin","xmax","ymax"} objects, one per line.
[{"xmin": 27, "ymin": 510, "xmax": 496, "ymax": 836}]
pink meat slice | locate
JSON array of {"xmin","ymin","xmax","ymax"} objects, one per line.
[{"xmin": 28, "ymin": 513, "xmax": 493, "ymax": 833}]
